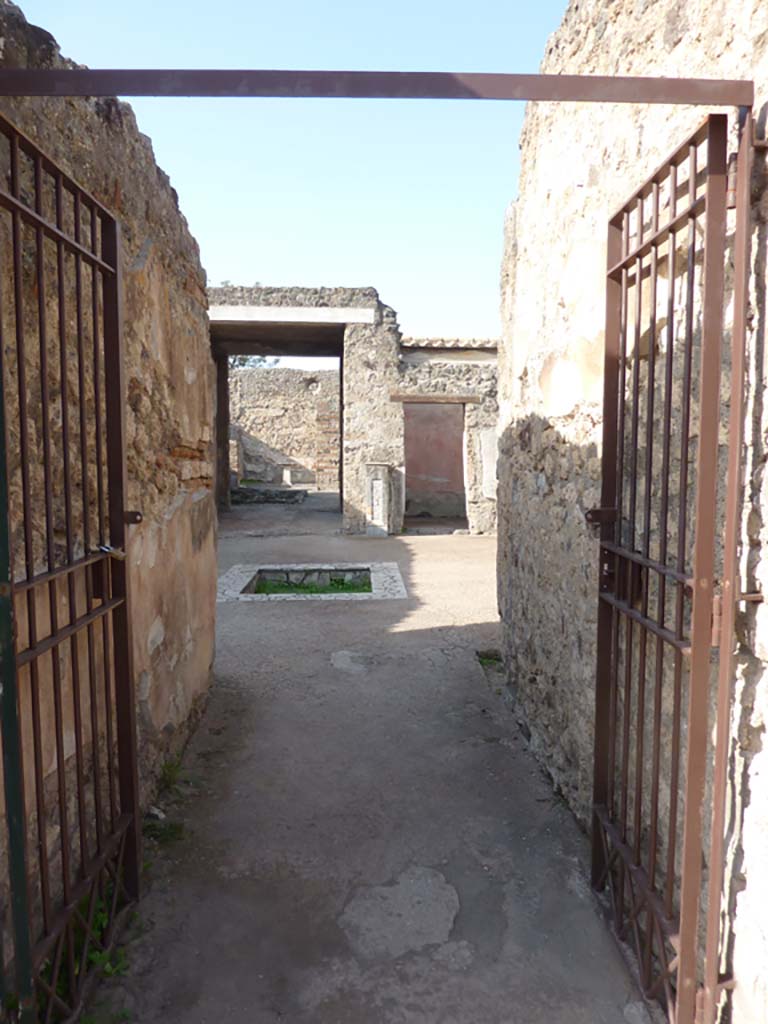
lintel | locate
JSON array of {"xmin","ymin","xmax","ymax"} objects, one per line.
[
  {"xmin": 390, "ymin": 393, "xmax": 481, "ymax": 405},
  {"xmin": 209, "ymin": 305, "xmax": 376, "ymax": 325},
  {"xmin": 0, "ymin": 70, "xmax": 754, "ymax": 107}
]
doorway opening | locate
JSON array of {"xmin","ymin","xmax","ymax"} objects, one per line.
[{"xmin": 404, "ymin": 401, "xmax": 467, "ymax": 530}]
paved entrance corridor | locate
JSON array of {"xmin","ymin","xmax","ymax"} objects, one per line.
[{"xmin": 93, "ymin": 509, "xmax": 649, "ymax": 1023}]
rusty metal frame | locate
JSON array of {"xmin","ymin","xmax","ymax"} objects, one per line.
[
  {"xmin": 0, "ymin": 111, "xmax": 141, "ymax": 1023},
  {"xmin": 591, "ymin": 112, "xmax": 753, "ymax": 1024},
  {"xmin": 699, "ymin": 106, "xmax": 754, "ymax": 1024},
  {"xmin": 0, "ymin": 69, "xmax": 754, "ymax": 106}
]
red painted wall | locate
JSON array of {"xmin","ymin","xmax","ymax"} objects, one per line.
[{"xmin": 404, "ymin": 403, "xmax": 466, "ymax": 518}]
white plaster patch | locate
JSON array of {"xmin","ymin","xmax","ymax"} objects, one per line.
[
  {"xmin": 217, "ymin": 562, "xmax": 407, "ymax": 602},
  {"xmin": 480, "ymin": 428, "xmax": 498, "ymax": 500},
  {"xmin": 147, "ymin": 617, "xmax": 165, "ymax": 654}
]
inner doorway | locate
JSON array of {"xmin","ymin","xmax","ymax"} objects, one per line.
[{"xmin": 404, "ymin": 401, "xmax": 467, "ymax": 528}]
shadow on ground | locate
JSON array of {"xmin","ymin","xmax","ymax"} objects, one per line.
[{"xmin": 87, "ymin": 505, "xmax": 649, "ymax": 1024}]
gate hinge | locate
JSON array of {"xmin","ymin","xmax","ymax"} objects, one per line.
[
  {"xmin": 124, "ymin": 510, "xmax": 143, "ymax": 525},
  {"xmin": 585, "ymin": 507, "xmax": 617, "ymax": 534}
]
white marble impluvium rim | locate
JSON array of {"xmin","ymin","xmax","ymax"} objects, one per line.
[{"xmin": 217, "ymin": 562, "xmax": 407, "ymax": 602}]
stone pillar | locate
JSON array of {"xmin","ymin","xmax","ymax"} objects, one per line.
[
  {"xmin": 341, "ymin": 306, "xmax": 404, "ymax": 534},
  {"xmin": 215, "ymin": 355, "xmax": 230, "ymax": 511}
]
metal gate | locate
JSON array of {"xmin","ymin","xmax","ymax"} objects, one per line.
[
  {"xmin": 0, "ymin": 112, "xmax": 140, "ymax": 1022},
  {"xmin": 589, "ymin": 112, "xmax": 753, "ymax": 1023}
]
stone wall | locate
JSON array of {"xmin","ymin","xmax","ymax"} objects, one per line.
[
  {"xmin": 0, "ymin": 1, "xmax": 216, "ymax": 796},
  {"xmin": 208, "ymin": 284, "xmax": 405, "ymax": 534},
  {"xmin": 497, "ymin": 0, "xmax": 768, "ymax": 1018},
  {"xmin": 229, "ymin": 367, "xmax": 340, "ymax": 486},
  {"xmin": 343, "ymin": 308, "xmax": 405, "ymax": 533},
  {"xmin": 398, "ymin": 349, "xmax": 497, "ymax": 534}
]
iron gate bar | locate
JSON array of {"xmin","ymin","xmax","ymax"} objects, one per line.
[
  {"xmin": 606, "ymin": 196, "xmax": 706, "ymax": 277},
  {"xmin": 676, "ymin": 114, "xmax": 728, "ymax": 1023},
  {"xmin": 102, "ymin": 219, "xmax": 142, "ymax": 899},
  {"xmin": 0, "ymin": 108, "xmax": 141, "ymax": 1022},
  {"xmin": 646, "ymin": 156, "xmax": 678, "ymax": 990},
  {"xmin": 591, "ymin": 114, "xmax": 735, "ymax": 1023},
  {"xmin": 599, "ymin": 541, "xmax": 690, "ymax": 586},
  {"xmin": 0, "ymin": 259, "xmax": 35, "ymax": 1019},
  {"xmin": 591, "ymin": 185, "xmax": 622, "ymax": 891},
  {"xmin": 701, "ymin": 108, "xmax": 755, "ymax": 1024},
  {"xmin": 0, "ymin": 69, "xmax": 754, "ymax": 106},
  {"xmin": 9, "ymin": 129, "xmax": 54, "ymax": 938}
]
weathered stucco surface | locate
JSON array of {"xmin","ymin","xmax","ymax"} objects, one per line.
[
  {"xmin": 0, "ymin": 1, "xmax": 217, "ymax": 796},
  {"xmin": 229, "ymin": 368, "xmax": 340, "ymax": 486},
  {"xmin": 497, "ymin": 1, "xmax": 768, "ymax": 1018}
]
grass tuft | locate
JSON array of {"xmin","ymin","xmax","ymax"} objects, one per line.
[
  {"xmin": 476, "ymin": 649, "xmax": 503, "ymax": 668},
  {"xmin": 158, "ymin": 757, "xmax": 183, "ymax": 794},
  {"xmin": 143, "ymin": 819, "xmax": 186, "ymax": 844},
  {"xmin": 255, "ymin": 577, "xmax": 371, "ymax": 595}
]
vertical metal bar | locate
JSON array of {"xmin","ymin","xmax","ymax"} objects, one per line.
[
  {"xmin": 648, "ymin": 164, "xmax": 677, "ymax": 885},
  {"xmin": 338, "ymin": 351, "xmax": 344, "ymax": 511},
  {"xmin": 215, "ymin": 354, "xmax": 230, "ymax": 511},
  {"xmin": 0, "ymin": 207, "xmax": 37, "ymax": 1024},
  {"xmin": 619, "ymin": 199, "xmax": 644, "ymax": 887},
  {"xmin": 74, "ymin": 191, "xmax": 104, "ymax": 855},
  {"xmin": 592, "ymin": 214, "xmax": 623, "ymax": 887},
  {"xmin": 701, "ymin": 108, "xmax": 754, "ymax": 1024},
  {"xmin": 101, "ymin": 217, "xmax": 141, "ymax": 898},
  {"xmin": 10, "ymin": 134, "xmax": 52, "ymax": 932},
  {"xmin": 609, "ymin": 222, "xmax": 631, "ymax": 823},
  {"xmin": 91, "ymin": 203, "xmax": 118, "ymax": 830},
  {"xmin": 613, "ymin": 210, "xmax": 631, "ymax": 928},
  {"xmin": 633, "ymin": 182, "xmax": 660, "ymax": 873},
  {"xmin": 628, "ymin": 196, "xmax": 644, "ymax": 553},
  {"xmin": 666, "ymin": 141, "xmax": 699, "ymax": 919},
  {"xmin": 676, "ymin": 113, "xmax": 728, "ymax": 1023},
  {"xmin": 645, "ymin": 164, "xmax": 678, "ymax": 987},
  {"xmin": 55, "ymin": 172, "xmax": 88, "ymax": 875},
  {"xmin": 631, "ymin": 181, "xmax": 660, "ymax": 985},
  {"xmin": 91, "ymin": 205, "xmax": 106, "ymax": 548},
  {"xmin": 33, "ymin": 154, "xmax": 72, "ymax": 910}
]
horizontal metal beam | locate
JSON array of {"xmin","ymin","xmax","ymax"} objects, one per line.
[{"xmin": 0, "ymin": 70, "xmax": 754, "ymax": 106}]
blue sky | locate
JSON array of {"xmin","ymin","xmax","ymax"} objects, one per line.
[{"xmin": 19, "ymin": 0, "xmax": 567, "ymax": 341}]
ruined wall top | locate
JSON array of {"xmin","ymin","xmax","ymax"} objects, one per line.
[
  {"xmin": 208, "ymin": 284, "xmax": 382, "ymax": 309},
  {"xmin": 401, "ymin": 337, "xmax": 498, "ymax": 350}
]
